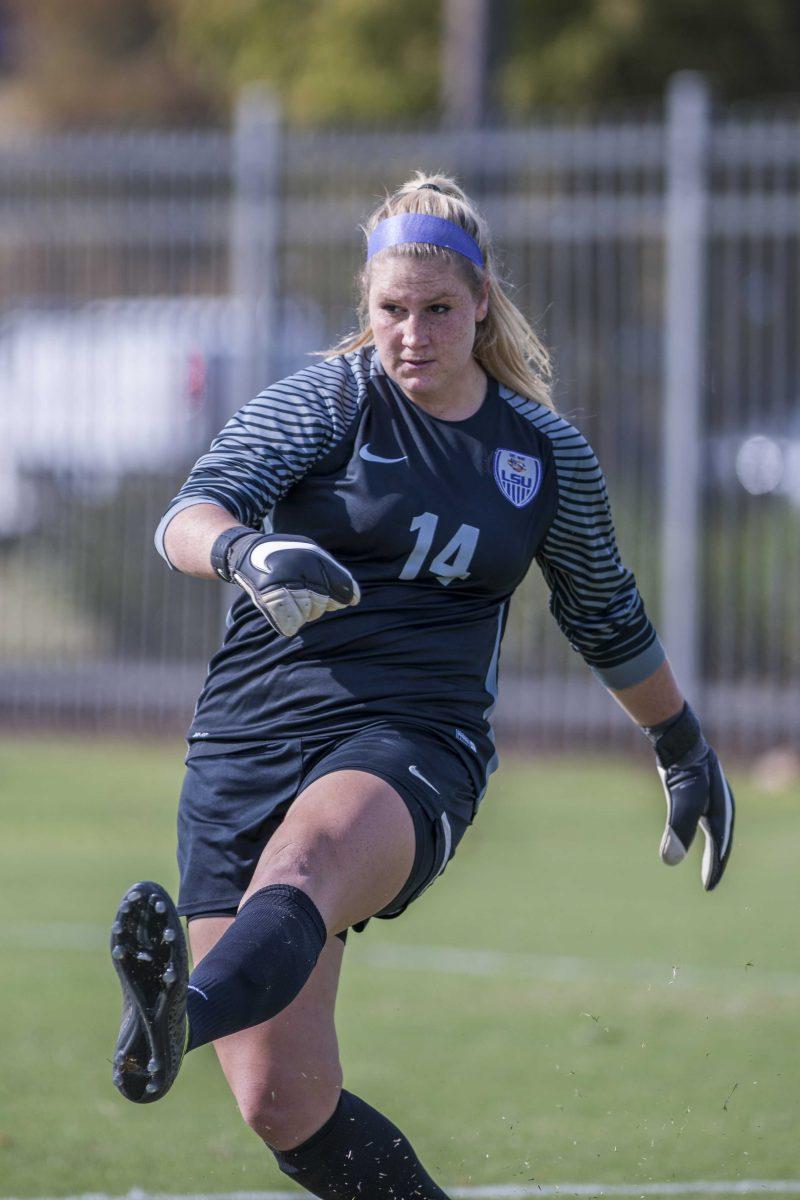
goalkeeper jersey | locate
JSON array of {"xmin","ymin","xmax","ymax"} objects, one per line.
[{"xmin": 156, "ymin": 347, "xmax": 664, "ymax": 786}]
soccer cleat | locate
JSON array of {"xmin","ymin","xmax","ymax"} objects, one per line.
[{"xmin": 110, "ymin": 881, "xmax": 188, "ymax": 1103}]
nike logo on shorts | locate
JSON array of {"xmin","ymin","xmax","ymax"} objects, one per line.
[
  {"xmin": 358, "ymin": 443, "xmax": 407, "ymax": 465},
  {"xmin": 409, "ymin": 764, "xmax": 439, "ymax": 794}
]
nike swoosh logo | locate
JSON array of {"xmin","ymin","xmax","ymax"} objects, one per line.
[
  {"xmin": 359, "ymin": 443, "xmax": 407, "ymax": 465},
  {"xmin": 248, "ymin": 539, "xmax": 348, "ymax": 576},
  {"xmin": 409, "ymin": 764, "xmax": 440, "ymax": 794}
]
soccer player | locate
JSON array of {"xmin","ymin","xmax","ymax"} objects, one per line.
[{"xmin": 110, "ymin": 174, "xmax": 734, "ymax": 1200}]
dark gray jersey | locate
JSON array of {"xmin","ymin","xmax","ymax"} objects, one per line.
[{"xmin": 156, "ymin": 348, "xmax": 664, "ymax": 786}]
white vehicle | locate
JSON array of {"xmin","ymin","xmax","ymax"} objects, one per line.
[{"xmin": 0, "ymin": 296, "xmax": 326, "ymax": 535}]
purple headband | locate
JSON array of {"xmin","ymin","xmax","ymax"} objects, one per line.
[{"xmin": 366, "ymin": 213, "xmax": 484, "ymax": 269}]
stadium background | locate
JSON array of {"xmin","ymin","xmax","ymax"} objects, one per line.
[{"xmin": 0, "ymin": 3, "xmax": 798, "ymax": 1197}]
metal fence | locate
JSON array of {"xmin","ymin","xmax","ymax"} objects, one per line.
[{"xmin": 1, "ymin": 73, "xmax": 798, "ymax": 751}]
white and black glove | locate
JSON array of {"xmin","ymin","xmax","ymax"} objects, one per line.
[
  {"xmin": 211, "ymin": 526, "xmax": 360, "ymax": 638},
  {"xmin": 644, "ymin": 703, "xmax": 735, "ymax": 891}
]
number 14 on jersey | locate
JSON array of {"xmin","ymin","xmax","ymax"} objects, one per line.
[{"xmin": 399, "ymin": 512, "xmax": 480, "ymax": 586}]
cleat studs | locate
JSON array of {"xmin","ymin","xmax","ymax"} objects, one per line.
[
  {"xmin": 112, "ymin": 945, "xmax": 126, "ymax": 960},
  {"xmin": 127, "ymin": 890, "xmax": 142, "ymax": 903},
  {"xmin": 145, "ymin": 1081, "xmax": 159, "ymax": 1094},
  {"xmin": 163, "ymin": 965, "xmax": 176, "ymax": 985},
  {"xmin": 119, "ymin": 901, "xmax": 131, "ymax": 914},
  {"xmin": 136, "ymin": 951, "xmax": 153, "ymax": 963},
  {"xmin": 163, "ymin": 927, "xmax": 176, "ymax": 943},
  {"xmin": 112, "ymin": 921, "xmax": 123, "ymax": 936},
  {"xmin": 147, "ymin": 1057, "xmax": 160, "ymax": 1074},
  {"xmin": 154, "ymin": 900, "xmax": 167, "ymax": 914}
]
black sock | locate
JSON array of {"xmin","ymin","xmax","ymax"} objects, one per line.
[
  {"xmin": 272, "ymin": 1089, "xmax": 450, "ymax": 1199},
  {"xmin": 186, "ymin": 884, "xmax": 326, "ymax": 1051}
]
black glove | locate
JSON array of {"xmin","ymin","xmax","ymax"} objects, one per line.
[
  {"xmin": 211, "ymin": 526, "xmax": 360, "ymax": 637},
  {"xmin": 644, "ymin": 703, "xmax": 735, "ymax": 891}
]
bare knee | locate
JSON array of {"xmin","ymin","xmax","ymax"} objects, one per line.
[
  {"xmin": 259, "ymin": 832, "xmax": 335, "ymax": 886},
  {"xmin": 236, "ymin": 1065, "xmax": 343, "ymax": 1150},
  {"xmin": 240, "ymin": 831, "xmax": 338, "ymax": 910}
]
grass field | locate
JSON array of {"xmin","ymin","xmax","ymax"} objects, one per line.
[{"xmin": 1, "ymin": 736, "xmax": 798, "ymax": 1198}]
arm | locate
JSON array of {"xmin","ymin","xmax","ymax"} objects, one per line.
[
  {"xmin": 155, "ymin": 356, "xmax": 360, "ymax": 570},
  {"xmin": 608, "ymin": 658, "xmax": 683, "ymax": 726},
  {"xmin": 156, "ymin": 358, "xmax": 362, "ymax": 634},
  {"xmin": 534, "ymin": 419, "xmax": 733, "ymax": 890},
  {"xmin": 163, "ymin": 503, "xmax": 240, "ymax": 579}
]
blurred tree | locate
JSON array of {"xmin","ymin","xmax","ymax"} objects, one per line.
[
  {"xmin": 163, "ymin": 0, "xmax": 440, "ymax": 124},
  {"xmin": 0, "ymin": 0, "xmax": 217, "ymax": 127},
  {"xmin": 1, "ymin": 0, "xmax": 800, "ymax": 129},
  {"xmin": 163, "ymin": 0, "xmax": 800, "ymax": 121},
  {"xmin": 500, "ymin": 0, "xmax": 800, "ymax": 111}
]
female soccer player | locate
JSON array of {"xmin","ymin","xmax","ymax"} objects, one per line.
[{"xmin": 110, "ymin": 173, "xmax": 734, "ymax": 1200}]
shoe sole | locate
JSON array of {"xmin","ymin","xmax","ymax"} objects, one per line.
[{"xmin": 110, "ymin": 881, "xmax": 188, "ymax": 1103}]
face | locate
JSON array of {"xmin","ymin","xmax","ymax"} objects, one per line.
[{"xmin": 367, "ymin": 255, "xmax": 489, "ymax": 408}]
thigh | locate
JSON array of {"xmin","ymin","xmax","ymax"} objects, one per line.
[
  {"xmin": 188, "ymin": 916, "xmax": 345, "ymax": 1149},
  {"xmin": 241, "ymin": 769, "xmax": 417, "ymax": 935},
  {"xmin": 293, "ymin": 724, "xmax": 475, "ymax": 931}
]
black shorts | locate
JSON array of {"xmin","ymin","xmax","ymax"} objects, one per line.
[{"xmin": 176, "ymin": 723, "xmax": 479, "ymax": 932}]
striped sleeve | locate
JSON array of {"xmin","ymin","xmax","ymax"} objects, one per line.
[
  {"xmin": 504, "ymin": 393, "xmax": 665, "ymax": 689},
  {"xmin": 155, "ymin": 356, "xmax": 360, "ymax": 565}
]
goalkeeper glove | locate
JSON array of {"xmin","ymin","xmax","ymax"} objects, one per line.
[
  {"xmin": 644, "ymin": 703, "xmax": 734, "ymax": 891},
  {"xmin": 211, "ymin": 526, "xmax": 360, "ymax": 638}
]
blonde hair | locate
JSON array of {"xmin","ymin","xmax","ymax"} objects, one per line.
[{"xmin": 326, "ymin": 171, "xmax": 553, "ymax": 410}]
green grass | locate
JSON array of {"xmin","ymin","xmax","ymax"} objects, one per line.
[{"xmin": 0, "ymin": 737, "xmax": 798, "ymax": 1196}]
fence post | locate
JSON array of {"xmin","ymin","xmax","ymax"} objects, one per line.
[
  {"xmin": 441, "ymin": 0, "xmax": 490, "ymax": 127},
  {"xmin": 231, "ymin": 86, "xmax": 282, "ymax": 410},
  {"xmin": 222, "ymin": 89, "xmax": 282, "ymax": 628},
  {"xmin": 662, "ymin": 72, "xmax": 710, "ymax": 704}
]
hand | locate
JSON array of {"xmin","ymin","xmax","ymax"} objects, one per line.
[
  {"xmin": 211, "ymin": 528, "xmax": 360, "ymax": 637},
  {"xmin": 648, "ymin": 705, "xmax": 735, "ymax": 891}
]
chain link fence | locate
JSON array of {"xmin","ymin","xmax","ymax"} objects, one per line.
[{"xmin": 1, "ymin": 74, "xmax": 798, "ymax": 750}]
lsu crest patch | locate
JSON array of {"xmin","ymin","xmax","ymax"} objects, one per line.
[{"xmin": 492, "ymin": 448, "xmax": 543, "ymax": 508}]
